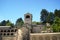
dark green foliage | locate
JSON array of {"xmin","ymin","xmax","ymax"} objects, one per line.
[
  {"xmin": 52, "ymin": 17, "xmax": 60, "ymax": 32},
  {"xmin": 54, "ymin": 9, "xmax": 60, "ymax": 18},
  {"xmin": 46, "ymin": 12, "xmax": 54, "ymax": 24},
  {"xmin": 40, "ymin": 9, "xmax": 60, "ymax": 32},
  {"xmin": 0, "ymin": 20, "xmax": 6, "ymax": 26},
  {"xmin": 40, "ymin": 9, "xmax": 54, "ymax": 24},
  {"xmin": 16, "ymin": 18, "xmax": 24, "ymax": 27},
  {"xmin": 52, "ymin": 9, "xmax": 60, "ymax": 32},
  {"xmin": 6, "ymin": 20, "xmax": 14, "ymax": 26},
  {"xmin": 0, "ymin": 20, "xmax": 14, "ymax": 27},
  {"xmin": 41, "ymin": 9, "xmax": 49, "ymax": 23}
]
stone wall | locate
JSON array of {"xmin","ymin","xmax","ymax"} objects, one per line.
[
  {"xmin": 0, "ymin": 28, "xmax": 23, "ymax": 40},
  {"xmin": 32, "ymin": 26, "xmax": 44, "ymax": 33},
  {"xmin": 30, "ymin": 33, "xmax": 60, "ymax": 40},
  {"xmin": 21, "ymin": 27, "xmax": 29, "ymax": 40},
  {"xmin": 17, "ymin": 29, "xmax": 22, "ymax": 40},
  {"xmin": 2, "ymin": 36, "xmax": 16, "ymax": 40}
]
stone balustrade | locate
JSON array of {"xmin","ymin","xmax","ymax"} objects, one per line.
[{"xmin": 30, "ymin": 33, "xmax": 60, "ymax": 40}]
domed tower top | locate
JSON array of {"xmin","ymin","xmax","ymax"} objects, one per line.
[{"xmin": 24, "ymin": 13, "xmax": 32, "ymax": 24}]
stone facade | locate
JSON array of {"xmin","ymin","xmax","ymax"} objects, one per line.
[
  {"xmin": 31, "ymin": 25, "xmax": 45, "ymax": 33},
  {"xmin": 30, "ymin": 33, "xmax": 60, "ymax": 40},
  {"xmin": 0, "ymin": 26, "xmax": 22, "ymax": 40},
  {"xmin": 0, "ymin": 13, "xmax": 60, "ymax": 40},
  {"xmin": 24, "ymin": 13, "xmax": 32, "ymax": 25},
  {"xmin": 2, "ymin": 36, "xmax": 16, "ymax": 40}
]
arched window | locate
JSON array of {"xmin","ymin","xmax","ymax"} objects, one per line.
[
  {"xmin": 7, "ymin": 30, "xmax": 10, "ymax": 32},
  {"xmin": 1, "ymin": 30, "xmax": 3, "ymax": 32},
  {"xmin": 4, "ymin": 33, "xmax": 6, "ymax": 36},
  {"xmin": 26, "ymin": 15, "xmax": 30, "ymax": 18},
  {"xmin": 7, "ymin": 33, "xmax": 9, "ymax": 35},
  {"xmin": 11, "ymin": 33, "xmax": 13, "ymax": 35},
  {"xmin": 4, "ymin": 30, "xmax": 6, "ymax": 32}
]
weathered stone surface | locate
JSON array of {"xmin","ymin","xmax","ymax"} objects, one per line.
[
  {"xmin": 45, "ymin": 36, "xmax": 50, "ymax": 40},
  {"xmin": 52, "ymin": 36, "xmax": 57, "ymax": 40},
  {"xmin": 39, "ymin": 36, "xmax": 43, "ymax": 40},
  {"xmin": 30, "ymin": 33, "xmax": 60, "ymax": 40},
  {"xmin": 17, "ymin": 29, "xmax": 23, "ymax": 40},
  {"xmin": 2, "ymin": 36, "xmax": 16, "ymax": 40}
]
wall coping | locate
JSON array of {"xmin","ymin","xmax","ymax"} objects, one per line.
[{"xmin": 30, "ymin": 33, "xmax": 60, "ymax": 35}]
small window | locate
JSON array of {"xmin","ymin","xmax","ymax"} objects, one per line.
[
  {"xmin": 1, "ymin": 30, "xmax": 3, "ymax": 32},
  {"xmin": 4, "ymin": 30, "xmax": 6, "ymax": 32},
  {"xmin": 4, "ymin": 33, "xmax": 6, "ymax": 36},
  {"xmin": 7, "ymin": 30, "xmax": 10, "ymax": 32},
  {"xmin": 26, "ymin": 15, "xmax": 30, "ymax": 18},
  {"xmin": 11, "ymin": 33, "xmax": 13, "ymax": 35},
  {"xmin": 7, "ymin": 33, "xmax": 9, "ymax": 35}
]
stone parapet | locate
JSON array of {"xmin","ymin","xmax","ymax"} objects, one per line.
[{"xmin": 30, "ymin": 33, "xmax": 60, "ymax": 40}]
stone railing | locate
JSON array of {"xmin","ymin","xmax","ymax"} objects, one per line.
[{"xmin": 30, "ymin": 33, "xmax": 60, "ymax": 40}]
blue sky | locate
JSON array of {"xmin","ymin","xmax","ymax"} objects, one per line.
[{"xmin": 0, "ymin": 0, "xmax": 60, "ymax": 23}]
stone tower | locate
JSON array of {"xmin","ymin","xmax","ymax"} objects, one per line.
[{"xmin": 24, "ymin": 13, "xmax": 32, "ymax": 25}]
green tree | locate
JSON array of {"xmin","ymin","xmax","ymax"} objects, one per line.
[
  {"xmin": 40, "ymin": 9, "xmax": 49, "ymax": 23},
  {"xmin": 6, "ymin": 20, "xmax": 14, "ymax": 26},
  {"xmin": 46, "ymin": 12, "xmax": 54, "ymax": 24},
  {"xmin": 16, "ymin": 18, "xmax": 24, "ymax": 27},
  {"xmin": 0, "ymin": 20, "xmax": 14, "ymax": 27},
  {"xmin": 54, "ymin": 9, "xmax": 60, "ymax": 18},
  {"xmin": 52, "ymin": 17, "xmax": 60, "ymax": 32},
  {"xmin": 0, "ymin": 20, "xmax": 6, "ymax": 26}
]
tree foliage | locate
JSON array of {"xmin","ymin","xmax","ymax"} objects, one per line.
[
  {"xmin": 0, "ymin": 20, "xmax": 14, "ymax": 27},
  {"xmin": 40, "ymin": 9, "xmax": 54, "ymax": 24},
  {"xmin": 0, "ymin": 20, "xmax": 6, "ymax": 26},
  {"xmin": 41, "ymin": 9, "xmax": 49, "ymax": 23},
  {"xmin": 16, "ymin": 18, "xmax": 24, "ymax": 27},
  {"xmin": 52, "ymin": 17, "xmax": 60, "ymax": 32},
  {"xmin": 40, "ymin": 9, "xmax": 60, "ymax": 32},
  {"xmin": 54, "ymin": 9, "xmax": 60, "ymax": 18},
  {"xmin": 46, "ymin": 12, "xmax": 54, "ymax": 24},
  {"xmin": 52, "ymin": 9, "xmax": 60, "ymax": 32},
  {"xmin": 6, "ymin": 20, "xmax": 14, "ymax": 26}
]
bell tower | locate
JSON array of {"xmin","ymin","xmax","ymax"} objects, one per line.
[{"xmin": 24, "ymin": 13, "xmax": 32, "ymax": 25}]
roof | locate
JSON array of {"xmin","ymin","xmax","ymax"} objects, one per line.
[{"xmin": 0, "ymin": 26, "xmax": 11, "ymax": 27}]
